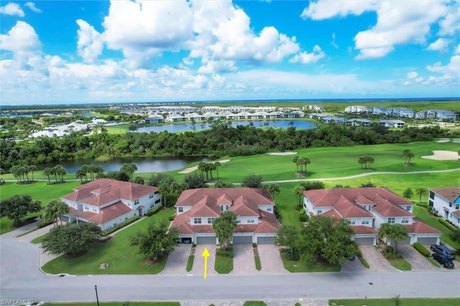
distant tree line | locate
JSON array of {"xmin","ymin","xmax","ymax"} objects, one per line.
[{"xmin": 0, "ymin": 124, "xmax": 451, "ymax": 171}]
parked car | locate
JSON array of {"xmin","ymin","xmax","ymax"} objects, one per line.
[
  {"xmin": 430, "ymin": 244, "xmax": 456, "ymax": 260},
  {"xmin": 431, "ymin": 253, "xmax": 455, "ymax": 269}
]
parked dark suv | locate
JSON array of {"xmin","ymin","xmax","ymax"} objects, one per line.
[
  {"xmin": 430, "ymin": 244, "xmax": 456, "ymax": 260},
  {"xmin": 432, "ymin": 253, "xmax": 455, "ymax": 269}
]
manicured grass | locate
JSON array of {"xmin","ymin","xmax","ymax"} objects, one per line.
[
  {"xmin": 42, "ymin": 303, "xmax": 179, "ymax": 306},
  {"xmin": 31, "ymin": 233, "xmax": 49, "ymax": 244},
  {"xmin": 214, "ymin": 247, "xmax": 233, "ymax": 274},
  {"xmin": 357, "ymin": 255, "xmax": 370, "ymax": 269},
  {"xmin": 42, "ymin": 208, "xmax": 174, "ymax": 275},
  {"xmin": 280, "ymin": 251, "xmax": 341, "ymax": 272},
  {"xmin": 105, "ymin": 124, "xmax": 130, "ymax": 134},
  {"xmin": 329, "ymin": 298, "xmax": 460, "ymax": 306},
  {"xmin": 254, "ymin": 255, "xmax": 262, "ymax": 271},
  {"xmin": 0, "ymin": 181, "xmax": 80, "ymax": 234},
  {"xmin": 243, "ymin": 302, "xmax": 267, "ymax": 306},
  {"xmin": 169, "ymin": 141, "xmax": 460, "ymax": 183},
  {"xmin": 388, "ymin": 258, "xmax": 412, "ymax": 271},
  {"xmin": 428, "ymin": 256, "xmax": 442, "ymax": 268},
  {"xmin": 186, "ymin": 254, "xmax": 194, "ymax": 272}
]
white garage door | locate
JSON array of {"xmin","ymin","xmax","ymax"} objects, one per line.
[
  {"xmin": 416, "ymin": 237, "xmax": 438, "ymax": 245},
  {"xmin": 233, "ymin": 235, "xmax": 253, "ymax": 244},
  {"xmin": 354, "ymin": 237, "xmax": 375, "ymax": 245},
  {"xmin": 196, "ymin": 236, "xmax": 216, "ymax": 244},
  {"xmin": 257, "ymin": 236, "xmax": 275, "ymax": 244}
]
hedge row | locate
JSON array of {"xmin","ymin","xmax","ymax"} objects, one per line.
[
  {"xmin": 439, "ymin": 218, "xmax": 457, "ymax": 232},
  {"xmin": 413, "ymin": 242, "xmax": 430, "ymax": 257},
  {"xmin": 101, "ymin": 216, "xmax": 140, "ymax": 236}
]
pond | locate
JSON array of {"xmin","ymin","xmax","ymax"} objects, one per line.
[
  {"xmin": 134, "ymin": 119, "xmax": 317, "ymax": 133},
  {"xmin": 41, "ymin": 157, "xmax": 202, "ymax": 174}
]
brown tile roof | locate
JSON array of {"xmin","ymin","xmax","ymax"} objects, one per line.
[
  {"xmin": 69, "ymin": 201, "xmax": 132, "ymax": 224},
  {"xmin": 304, "ymin": 187, "xmax": 412, "ymax": 218},
  {"xmin": 404, "ymin": 219, "xmax": 440, "ymax": 234},
  {"xmin": 453, "ymin": 211, "xmax": 460, "ymax": 217},
  {"xmin": 62, "ymin": 178, "xmax": 158, "ymax": 207},
  {"xmin": 430, "ymin": 187, "xmax": 460, "ymax": 202}
]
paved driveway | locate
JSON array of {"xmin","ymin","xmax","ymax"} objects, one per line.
[
  {"xmin": 162, "ymin": 245, "xmax": 191, "ymax": 275},
  {"xmin": 359, "ymin": 246, "xmax": 396, "ymax": 272},
  {"xmin": 192, "ymin": 244, "xmax": 216, "ymax": 277},
  {"xmin": 233, "ymin": 245, "xmax": 256, "ymax": 274},
  {"xmin": 399, "ymin": 245, "xmax": 439, "ymax": 271},
  {"xmin": 258, "ymin": 245, "xmax": 287, "ymax": 274}
]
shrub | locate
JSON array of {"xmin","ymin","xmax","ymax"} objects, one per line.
[
  {"xmin": 382, "ymin": 246, "xmax": 402, "ymax": 260},
  {"xmin": 439, "ymin": 218, "xmax": 457, "ymax": 232},
  {"xmin": 413, "ymin": 242, "xmax": 430, "ymax": 257},
  {"xmin": 252, "ymin": 242, "xmax": 257, "ymax": 248},
  {"xmin": 145, "ymin": 206, "xmax": 162, "ymax": 216},
  {"xmin": 450, "ymin": 228, "xmax": 460, "ymax": 243},
  {"xmin": 169, "ymin": 213, "xmax": 176, "ymax": 221},
  {"xmin": 298, "ymin": 210, "xmax": 309, "ymax": 222},
  {"xmin": 101, "ymin": 216, "xmax": 140, "ymax": 236}
]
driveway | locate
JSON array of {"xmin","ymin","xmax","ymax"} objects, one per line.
[
  {"xmin": 399, "ymin": 245, "xmax": 439, "ymax": 271},
  {"xmin": 341, "ymin": 257, "xmax": 368, "ymax": 273},
  {"xmin": 258, "ymin": 245, "xmax": 287, "ymax": 274},
  {"xmin": 359, "ymin": 246, "xmax": 396, "ymax": 272},
  {"xmin": 233, "ymin": 245, "xmax": 256, "ymax": 274},
  {"xmin": 192, "ymin": 244, "xmax": 216, "ymax": 277},
  {"xmin": 162, "ymin": 245, "xmax": 191, "ymax": 275}
]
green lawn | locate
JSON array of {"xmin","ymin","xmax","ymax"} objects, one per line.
[
  {"xmin": 0, "ymin": 181, "xmax": 80, "ymax": 234},
  {"xmin": 388, "ymin": 258, "xmax": 412, "ymax": 271},
  {"xmin": 280, "ymin": 251, "xmax": 341, "ymax": 272},
  {"xmin": 186, "ymin": 254, "xmax": 194, "ymax": 272},
  {"xmin": 42, "ymin": 208, "xmax": 174, "ymax": 275},
  {"xmin": 214, "ymin": 247, "xmax": 233, "ymax": 274},
  {"xmin": 31, "ymin": 232, "xmax": 49, "ymax": 244},
  {"xmin": 243, "ymin": 302, "xmax": 267, "ymax": 306},
  {"xmin": 254, "ymin": 255, "xmax": 261, "ymax": 271},
  {"xmin": 105, "ymin": 124, "xmax": 130, "ymax": 134},
  {"xmin": 329, "ymin": 298, "xmax": 460, "ymax": 306},
  {"xmin": 42, "ymin": 303, "xmax": 179, "ymax": 306}
]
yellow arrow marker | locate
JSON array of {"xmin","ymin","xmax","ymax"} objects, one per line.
[{"xmin": 202, "ymin": 247, "xmax": 210, "ymax": 280}]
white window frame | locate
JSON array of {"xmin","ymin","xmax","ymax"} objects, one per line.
[
  {"xmin": 388, "ymin": 217, "xmax": 395, "ymax": 224},
  {"xmin": 193, "ymin": 218, "xmax": 201, "ymax": 224}
]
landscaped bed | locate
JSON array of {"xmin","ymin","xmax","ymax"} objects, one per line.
[
  {"xmin": 381, "ymin": 247, "xmax": 412, "ymax": 271},
  {"xmin": 42, "ymin": 208, "xmax": 174, "ymax": 275},
  {"xmin": 329, "ymin": 298, "xmax": 460, "ymax": 306},
  {"xmin": 214, "ymin": 247, "xmax": 233, "ymax": 274},
  {"xmin": 280, "ymin": 250, "xmax": 341, "ymax": 272}
]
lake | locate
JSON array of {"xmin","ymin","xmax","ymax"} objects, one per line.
[
  {"xmin": 41, "ymin": 157, "xmax": 202, "ymax": 174},
  {"xmin": 134, "ymin": 120, "xmax": 317, "ymax": 133}
]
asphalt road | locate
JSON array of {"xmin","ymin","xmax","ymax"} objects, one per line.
[{"xmin": 1, "ymin": 227, "xmax": 460, "ymax": 303}]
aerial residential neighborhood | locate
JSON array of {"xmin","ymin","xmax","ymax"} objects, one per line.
[{"xmin": 1, "ymin": 0, "xmax": 460, "ymax": 306}]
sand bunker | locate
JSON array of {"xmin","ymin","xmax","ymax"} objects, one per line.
[
  {"xmin": 422, "ymin": 150, "xmax": 459, "ymax": 161},
  {"xmin": 436, "ymin": 139, "xmax": 451, "ymax": 143},
  {"xmin": 268, "ymin": 152, "xmax": 298, "ymax": 156},
  {"xmin": 178, "ymin": 159, "xmax": 230, "ymax": 174}
]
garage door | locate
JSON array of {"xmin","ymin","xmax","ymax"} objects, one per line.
[
  {"xmin": 257, "ymin": 236, "xmax": 275, "ymax": 244},
  {"xmin": 196, "ymin": 236, "xmax": 216, "ymax": 244},
  {"xmin": 354, "ymin": 237, "xmax": 375, "ymax": 245},
  {"xmin": 233, "ymin": 235, "xmax": 253, "ymax": 244},
  {"xmin": 399, "ymin": 237, "xmax": 411, "ymax": 245},
  {"xmin": 416, "ymin": 237, "xmax": 438, "ymax": 245}
]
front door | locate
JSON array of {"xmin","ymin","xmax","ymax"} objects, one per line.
[{"xmin": 138, "ymin": 207, "xmax": 143, "ymax": 217}]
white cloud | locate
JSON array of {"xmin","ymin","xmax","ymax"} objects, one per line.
[
  {"xmin": 438, "ymin": 0, "xmax": 460, "ymax": 36},
  {"xmin": 427, "ymin": 38, "xmax": 450, "ymax": 52},
  {"xmin": 331, "ymin": 33, "xmax": 338, "ymax": 49},
  {"xmin": 0, "ymin": 21, "xmax": 40, "ymax": 60},
  {"xmin": 24, "ymin": 2, "xmax": 42, "ymax": 13},
  {"xmin": 289, "ymin": 45, "xmax": 325, "ymax": 64},
  {"xmin": 76, "ymin": 19, "xmax": 104, "ymax": 63},
  {"xmin": 0, "ymin": 2, "xmax": 24, "ymax": 17},
  {"xmin": 302, "ymin": 0, "xmax": 457, "ymax": 60}
]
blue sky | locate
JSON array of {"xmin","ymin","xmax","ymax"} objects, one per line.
[{"xmin": 0, "ymin": 0, "xmax": 459, "ymax": 105}]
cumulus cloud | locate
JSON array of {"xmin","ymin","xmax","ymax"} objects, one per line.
[
  {"xmin": 0, "ymin": 2, "xmax": 24, "ymax": 17},
  {"xmin": 301, "ymin": 0, "xmax": 458, "ymax": 60},
  {"xmin": 289, "ymin": 45, "xmax": 325, "ymax": 64},
  {"xmin": 427, "ymin": 38, "xmax": 450, "ymax": 52},
  {"xmin": 24, "ymin": 2, "xmax": 42, "ymax": 13},
  {"xmin": 76, "ymin": 19, "xmax": 104, "ymax": 63},
  {"xmin": 0, "ymin": 21, "xmax": 40, "ymax": 58}
]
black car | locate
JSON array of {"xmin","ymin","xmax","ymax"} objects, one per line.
[
  {"xmin": 430, "ymin": 244, "xmax": 456, "ymax": 260},
  {"xmin": 432, "ymin": 253, "xmax": 455, "ymax": 269}
]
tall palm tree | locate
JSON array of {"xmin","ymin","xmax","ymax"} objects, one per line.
[
  {"xmin": 75, "ymin": 168, "xmax": 86, "ymax": 183},
  {"xmin": 44, "ymin": 200, "xmax": 69, "ymax": 227},
  {"xmin": 415, "ymin": 187, "xmax": 428, "ymax": 204},
  {"xmin": 43, "ymin": 167, "xmax": 52, "ymax": 184},
  {"xmin": 266, "ymin": 184, "xmax": 280, "ymax": 200},
  {"xmin": 29, "ymin": 165, "xmax": 37, "ymax": 182},
  {"xmin": 294, "ymin": 185, "xmax": 305, "ymax": 207},
  {"xmin": 214, "ymin": 161, "xmax": 221, "ymax": 180},
  {"xmin": 292, "ymin": 156, "xmax": 299, "ymax": 173},
  {"xmin": 358, "ymin": 156, "xmax": 366, "ymax": 169},
  {"xmin": 302, "ymin": 157, "xmax": 311, "ymax": 174},
  {"xmin": 80, "ymin": 164, "xmax": 90, "ymax": 181},
  {"xmin": 402, "ymin": 149, "xmax": 415, "ymax": 165},
  {"xmin": 10, "ymin": 165, "xmax": 20, "ymax": 183}
]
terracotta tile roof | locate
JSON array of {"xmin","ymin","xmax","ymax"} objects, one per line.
[
  {"xmin": 453, "ymin": 211, "xmax": 460, "ymax": 217},
  {"xmin": 62, "ymin": 178, "xmax": 158, "ymax": 207},
  {"xmin": 404, "ymin": 219, "xmax": 440, "ymax": 234},
  {"xmin": 69, "ymin": 201, "xmax": 132, "ymax": 224},
  {"xmin": 321, "ymin": 209, "xmax": 342, "ymax": 219},
  {"xmin": 352, "ymin": 226, "xmax": 377, "ymax": 235},
  {"xmin": 304, "ymin": 187, "xmax": 412, "ymax": 218},
  {"xmin": 430, "ymin": 187, "xmax": 460, "ymax": 202},
  {"xmin": 171, "ymin": 188, "xmax": 279, "ymax": 235}
]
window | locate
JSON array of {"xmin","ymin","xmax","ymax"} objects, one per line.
[
  {"xmin": 207, "ymin": 218, "xmax": 215, "ymax": 224},
  {"xmin": 247, "ymin": 219, "xmax": 255, "ymax": 224},
  {"xmin": 267, "ymin": 207, "xmax": 272, "ymax": 212},
  {"xmin": 178, "ymin": 207, "xmax": 184, "ymax": 213},
  {"xmin": 361, "ymin": 220, "xmax": 369, "ymax": 225},
  {"xmin": 149, "ymin": 194, "xmax": 154, "ymax": 199},
  {"xmin": 193, "ymin": 218, "xmax": 201, "ymax": 224},
  {"xmin": 405, "ymin": 206, "xmax": 411, "ymax": 211},
  {"xmin": 456, "ymin": 205, "xmax": 459, "ymax": 210},
  {"xmin": 317, "ymin": 210, "xmax": 322, "ymax": 214},
  {"xmin": 236, "ymin": 219, "xmax": 241, "ymax": 224},
  {"xmin": 401, "ymin": 218, "xmax": 409, "ymax": 224},
  {"xmin": 134, "ymin": 200, "xmax": 139, "ymax": 205},
  {"xmin": 155, "ymin": 199, "xmax": 161, "ymax": 204},
  {"xmin": 388, "ymin": 218, "xmax": 395, "ymax": 224},
  {"xmin": 154, "ymin": 191, "xmax": 159, "ymax": 194}
]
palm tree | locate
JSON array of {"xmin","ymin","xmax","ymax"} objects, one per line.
[
  {"xmin": 294, "ymin": 185, "xmax": 305, "ymax": 207},
  {"xmin": 378, "ymin": 223, "xmax": 408, "ymax": 255},
  {"xmin": 266, "ymin": 184, "xmax": 280, "ymax": 200},
  {"xmin": 358, "ymin": 156, "xmax": 366, "ymax": 169},
  {"xmin": 92, "ymin": 165, "xmax": 104, "ymax": 179},
  {"xmin": 198, "ymin": 162, "xmax": 209, "ymax": 181},
  {"xmin": 301, "ymin": 157, "xmax": 311, "ymax": 174},
  {"xmin": 10, "ymin": 165, "xmax": 20, "ymax": 183},
  {"xmin": 208, "ymin": 162, "xmax": 216, "ymax": 180},
  {"xmin": 214, "ymin": 161, "xmax": 221, "ymax": 180},
  {"xmin": 75, "ymin": 168, "xmax": 86, "ymax": 183},
  {"xmin": 29, "ymin": 165, "xmax": 37, "ymax": 182},
  {"xmin": 403, "ymin": 149, "xmax": 415, "ymax": 165},
  {"xmin": 44, "ymin": 200, "xmax": 69, "ymax": 227},
  {"xmin": 415, "ymin": 187, "xmax": 428, "ymax": 204},
  {"xmin": 53, "ymin": 165, "xmax": 66, "ymax": 182},
  {"xmin": 293, "ymin": 156, "xmax": 299, "ymax": 173},
  {"xmin": 43, "ymin": 167, "xmax": 52, "ymax": 184},
  {"xmin": 80, "ymin": 164, "xmax": 90, "ymax": 181},
  {"xmin": 120, "ymin": 163, "xmax": 138, "ymax": 179},
  {"xmin": 365, "ymin": 156, "xmax": 375, "ymax": 169}
]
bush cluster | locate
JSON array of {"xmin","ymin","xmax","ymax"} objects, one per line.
[
  {"xmin": 101, "ymin": 216, "xmax": 140, "ymax": 236},
  {"xmin": 413, "ymin": 242, "xmax": 430, "ymax": 257}
]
